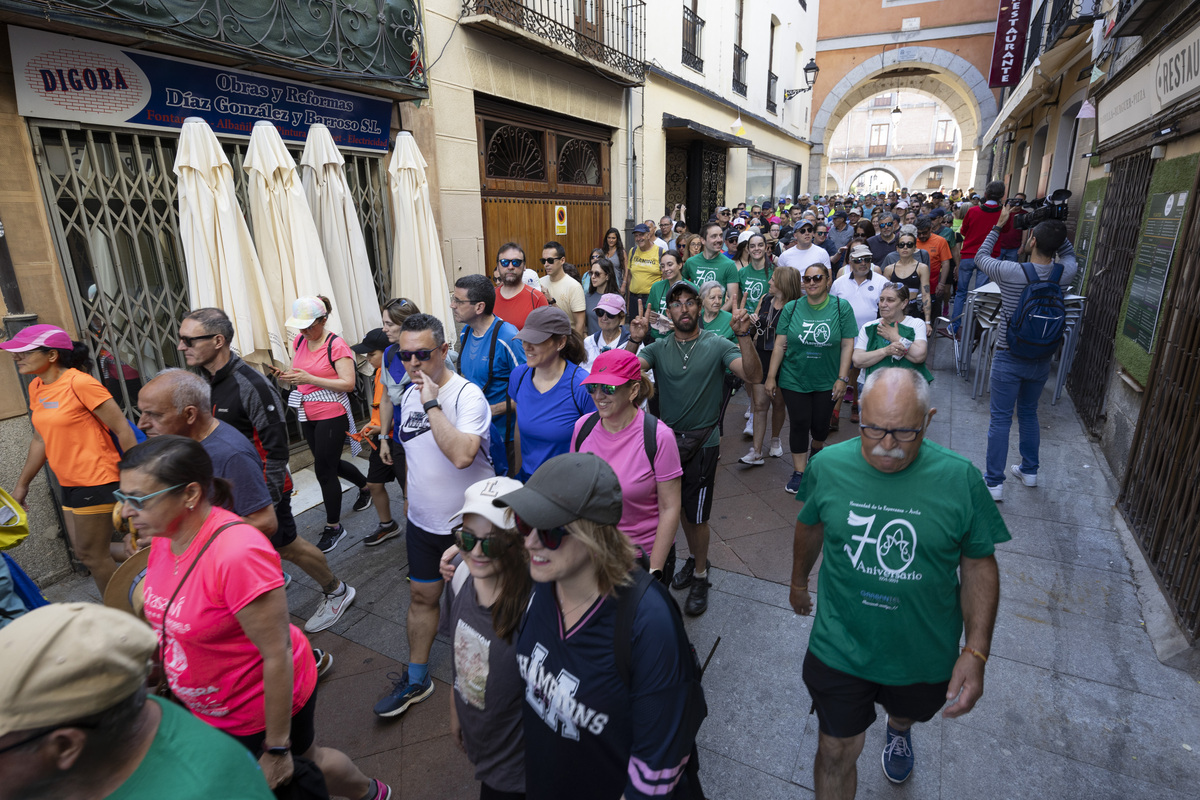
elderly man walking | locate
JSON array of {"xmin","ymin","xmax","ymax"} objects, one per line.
[{"xmin": 790, "ymin": 368, "xmax": 1009, "ymax": 797}]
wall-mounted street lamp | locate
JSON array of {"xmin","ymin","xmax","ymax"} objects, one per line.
[{"xmin": 784, "ymin": 59, "xmax": 820, "ymax": 101}]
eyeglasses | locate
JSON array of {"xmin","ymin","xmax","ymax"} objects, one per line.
[
  {"xmin": 801, "ymin": 274, "xmax": 826, "ymax": 284},
  {"xmin": 667, "ymin": 298, "xmax": 700, "ymax": 310},
  {"xmin": 399, "ymin": 349, "xmax": 435, "ymax": 362},
  {"xmin": 179, "ymin": 333, "xmax": 218, "ymax": 348},
  {"xmin": 515, "ymin": 514, "xmax": 570, "ymax": 550},
  {"xmin": 594, "ymin": 309, "xmax": 621, "ymax": 319},
  {"xmin": 453, "ymin": 525, "xmax": 510, "ymax": 558},
  {"xmin": 586, "ymin": 383, "xmax": 621, "ymax": 396},
  {"xmin": 860, "ymin": 422, "xmax": 926, "ymax": 443},
  {"xmin": 498, "ymin": 258, "xmax": 524, "ymax": 268},
  {"xmin": 540, "ymin": 257, "xmax": 561, "ymax": 265},
  {"xmin": 448, "ymin": 295, "xmax": 472, "ymax": 307},
  {"xmin": 896, "ymin": 242, "xmax": 916, "ymax": 248},
  {"xmin": 113, "ymin": 483, "xmax": 186, "ymax": 511}
]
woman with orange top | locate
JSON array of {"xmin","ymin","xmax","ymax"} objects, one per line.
[{"xmin": 4, "ymin": 324, "xmax": 139, "ymax": 591}]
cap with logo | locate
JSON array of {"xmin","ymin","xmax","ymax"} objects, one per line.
[
  {"xmin": 0, "ymin": 324, "xmax": 73, "ymax": 352},
  {"xmin": 448, "ymin": 476, "xmax": 524, "ymax": 529},
  {"xmin": 581, "ymin": 349, "xmax": 642, "ymax": 387}
]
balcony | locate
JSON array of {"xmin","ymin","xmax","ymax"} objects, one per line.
[
  {"xmin": 464, "ymin": 0, "xmax": 646, "ymax": 82},
  {"xmin": 682, "ymin": 5, "xmax": 704, "ymax": 72},
  {"xmin": 1045, "ymin": 0, "xmax": 1097, "ymax": 51},
  {"xmin": 1108, "ymin": 0, "xmax": 1166, "ymax": 38},
  {"xmin": 766, "ymin": 70, "xmax": 778, "ymax": 114},
  {"xmin": 732, "ymin": 44, "xmax": 748, "ymax": 96},
  {"xmin": 1, "ymin": 0, "xmax": 429, "ymax": 96}
]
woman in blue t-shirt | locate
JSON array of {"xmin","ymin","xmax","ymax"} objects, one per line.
[{"xmin": 508, "ymin": 306, "xmax": 595, "ymax": 481}]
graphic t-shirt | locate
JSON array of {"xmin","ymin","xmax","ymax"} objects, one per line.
[
  {"xmin": 639, "ymin": 330, "xmax": 739, "ymax": 448},
  {"xmin": 292, "ymin": 334, "xmax": 354, "ymax": 420},
  {"xmin": 143, "ymin": 508, "xmax": 317, "ymax": 735},
  {"xmin": 398, "ymin": 372, "xmax": 494, "ymax": 535},
  {"xmin": 797, "ymin": 439, "xmax": 1010, "ymax": 684},
  {"xmin": 683, "ymin": 252, "xmax": 739, "ymax": 289},
  {"xmin": 108, "ymin": 696, "xmax": 275, "ymax": 800},
  {"xmin": 517, "ymin": 580, "xmax": 693, "ymax": 800},
  {"xmin": 29, "ymin": 369, "xmax": 119, "ymax": 487},
  {"xmin": 200, "ymin": 422, "xmax": 274, "ymax": 516},
  {"xmin": 775, "ymin": 297, "xmax": 858, "ymax": 394},
  {"xmin": 494, "ymin": 285, "xmax": 549, "ymax": 330},
  {"xmin": 572, "ymin": 411, "xmax": 683, "ymax": 551},
  {"xmin": 509, "ymin": 363, "xmax": 595, "ymax": 479},
  {"xmin": 738, "ymin": 264, "xmax": 771, "ymax": 312},
  {"xmin": 627, "ymin": 245, "xmax": 665, "ymax": 295},
  {"xmin": 701, "ymin": 310, "xmax": 736, "ymax": 344},
  {"xmin": 645, "ymin": 278, "xmax": 698, "ymax": 342},
  {"xmin": 459, "ymin": 317, "xmax": 526, "ymax": 474}
]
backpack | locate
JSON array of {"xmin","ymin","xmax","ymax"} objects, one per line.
[
  {"xmin": 574, "ymin": 410, "xmax": 659, "ymax": 471},
  {"xmin": 1007, "ymin": 262, "xmax": 1066, "ymax": 360},
  {"xmin": 462, "ymin": 321, "xmax": 517, "ymax": 477},
  {"xmin": 294, "ymin": 332, "xmax": 362, "ymax": 401}
]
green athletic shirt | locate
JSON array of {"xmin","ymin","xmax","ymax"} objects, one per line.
[
  {"xmin": 738, "ymin": 264, "xmax": 772, "ymax": 312},
  {"xmin": 640, "ymin": 329, "xmax": 739, "ymax": 448},
  {"xmin": 684, "ymin": 252, "xmax": 739, "ymax": 289},
  {"xmin": 776, "ymin": 296, "xmax": 858, "ymax": 393},
  {"xmin": 109, "ymin": 696, "xmax": 275, "ymax": 799},
  {"xmin": 797, "ymin": 439, "xmax": 1010, "ymax": 685},
  {"xmin": 645, "ymin": 278, "xmax": 698, "ymax": 342}
]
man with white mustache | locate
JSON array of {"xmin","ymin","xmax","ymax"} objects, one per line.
[{"xmin": 788, "ymin": 368, "xmax": 1010, "ymax": 797}]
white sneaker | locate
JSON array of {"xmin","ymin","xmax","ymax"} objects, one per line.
[
  {"xmin": 305, "ymin": 583, "xmax": 357, "ymax": 633},
  {"xmin": 768, "ymin": 438, "xmax": 784, "ymax": 458},
  {"xmin": 744, "ymin": 408, "xmax": 752, "ymax": 420},
  {"xmin": 1010, "ymin": 464, "xmax": 1037, "ymax": 487},
  {"xmin": 743, "ymin": 416, "xmax": 754, "ymax": 438},
  {"xmin": 739, "ymin": 448, "xmax": 765, "ymax": 466},
  {"xmin": 988, "ymin": 483, "xmax": 1003, "ymax": 502}
]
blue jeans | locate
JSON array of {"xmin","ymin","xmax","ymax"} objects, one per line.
[
  {"xmin": 1000, "ymin": 247, "xmax": 1020, "ymax": 261},
  {"xmin": 986, "ymin": 350, "xmax": 1052, "ymax": 486},
  {"xmin": 950, "ymin": 257, "xmax": 983, "ymax": 332}
]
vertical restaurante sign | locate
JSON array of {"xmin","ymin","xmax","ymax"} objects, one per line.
[
  {"xmin": 8, "ymin": 26, "xmax": 392, "ymax": 153},
  {"xmin": 988, "ymin": 0, "xmax": 1032, "ymax": 88}
]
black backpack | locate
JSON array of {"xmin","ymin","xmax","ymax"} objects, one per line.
[
  {"xmin": 573, "ymin": 410, "xmax": 659, "ymax": 468},
  {"xmin": 1007, "ymin": 262, "xmax": 1066, "ymax": 359}
]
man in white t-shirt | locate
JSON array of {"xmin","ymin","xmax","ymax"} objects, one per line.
[
  {"xmin": 375, "ymin": 313, "xmax": 493, "ymax": 720},
  {"xmin": 538, "ymin": 240, "xmax": 587, "ymax": 337},
  {"xmin": 777, "ymin": 220, "xmax": 832, "ymax": 272}
]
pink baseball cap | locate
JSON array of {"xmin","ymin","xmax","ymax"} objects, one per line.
[
  {"xmin": 0, "ymin": 324, "xmax": 72, "ymax": 352},
  {"xmin": 581, "ymin": 349, "xmax": 642, "ymax": 386},
  {"xmin": 595, "ymin": 293, "xmax": 626, "ymax": 316}
]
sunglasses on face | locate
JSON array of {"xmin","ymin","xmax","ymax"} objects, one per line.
[
  {"xmin": 515, "ymin": 514, "xmax": 570, "ymax": 550},
  {"xmin": 499, "ymin": 258, "xmax": 524, "ymax": 268},
  {"xmin": 590, "ymin": 270, "xmax": 604, "ymax": 279},
  {"xmin": 881, "ymin": 222, "xmax": 895, "ymax": 228},
  {"xmin": 594, "ymin": 309, "xmax": 621, "ymax": 319},
  {"xmin": 814, "ymin": 230, "xmax": 827, "ymax": 236},
  {"xmin": 897, "ymin": 242, "xmax": 916, "ymax": 248},
  {"xmin": 114, "ymin": 483, "xmax": 186, "ymax": 511},
  {"xmin": 540, "ymin": 257, "xmax": 561, "ymax": 265},
  {"xmin": 400, "ymin": 349, "xmax": 436, "ymax": 362},
  {"xmin": 453, "ymin": 526, "xmax": 509, "ymax": 557},
  {"xmin": 851, "ymin": 257, "xmax": 870, "ymax": 264},
  {"xmin": 801, "ymin": 274, "xmax": 825, "ymax": 284},
  {"xmin": 179, "ymin": 333, "xmax": 218, "ymax": 348},
  {"xmin": 586, "ymin": 383, "xmax": 621, "ymax": 396}
]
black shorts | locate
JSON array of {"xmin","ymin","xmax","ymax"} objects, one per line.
[
  {"xmin": 60, "ymin": 482, "xmax": 119, "ymax": 514},
  {"xmin": 270, "ymin": 493, "xmax": 299, "ymax": 549},
  {"xmin": 680, "ymin": 445, "xmax": 720, "ymax": 525},
  {"xmin": 802, "ymin": 650, "xmax": 949, "ymax": 738},
  {"xmin": 231, "ymin": 683, "xmax": 318, "ymax": 756},
  {"xmin": 406, "ymin": 517, "xmax": 454, "ymax": 582},
  {"xmin": 366, "ymin": 437, "xmax": 398, "ymax": 485}
]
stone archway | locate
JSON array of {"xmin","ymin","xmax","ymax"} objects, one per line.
[
  {"xmin": 904, "ymin": 160, "xmax": 959, "ymax": 189},
  {"xmin": 809, "ymin": 47, "xmax": 998, "ymax": 194},
  {"xmin": 847, "ymin": 164, "xmax": 906, "ymax": 191}
]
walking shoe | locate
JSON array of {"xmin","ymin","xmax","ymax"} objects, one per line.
[
  {"xmin": 317, "ymin": 525, "xmax": 347, "ymax": 553},
  {"xmin": 743, "ymin": 416, "xmax": 754, "ymax": 438},
  {"xmin": 1010, "ymin": 464, "xmax": 1038, "ymax": 487},
  {"xmin": 988, "ymin": 483, "xmax": 1003, "ymax": 502},
  {"xmin": 373, "ymin": 668, "xmax": 434, "ymax": 718},
  {"xmin": 785, "ymin": 471, "xmax": 804, "ymax": 494},
  {"xmin": 364, "ymin": 519, "xmax": 401, "ymax": 546},
  {"xmin": 768, "ymin": 437, "xmax": 784, "ymax": 458},
  {"xmin": 282, "ymin": 571, "xmax": 292, "ymax": 590},
  {"xmin": 365, "ymin": 778, "xmax": 393, "ymax": 800},
  {"xmin": 744, "ymin": 408, "xmax": 752, "ymax": 420},
  {"xmin": 850, "ymin": 403, "xmax": 860, "ymax": 424},
  {"xmin": 829, "ymin": 410, "xmax": 840, "ymax": 432},
  {"xmin": 739, "ymin": 447, "xmax": 765, "ymax": 466},
  {"xmin": 671, "ymin": 556, "xmax": 696, "ymax": 590},
  {"xmin": 352, "ymin": 487, "xmax": 373, "ymax": 512},
  {"xmin": 314, "ymin": 648, "xmax": 334, "ymax": 680},
  {"xmin": 684, "ymin": 573, "xmax": 711, "ymax": 616},
  {"xmin": 881, "ymin": 723, "xmax": 914, "ymax": 784},
  {"xmin": 305, "ymin": 583, "xmax": 357, "ymax": 633}
]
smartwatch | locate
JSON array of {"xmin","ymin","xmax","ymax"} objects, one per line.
[
  {"xmin": 263, "ymin": 742, "xmax": 291, "ymax": 757},
  {"xmin": 423, "ymin": 398, "xmax": 441, "ymax": 413}
]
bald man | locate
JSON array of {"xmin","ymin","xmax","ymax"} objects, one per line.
[
  {"xmin": 137, "ymin": 369, "xmax": 356, "ymax": 635},
  {"xmin": 789, "ymin": 368, "xmax": 1010, "ymax": 796}
]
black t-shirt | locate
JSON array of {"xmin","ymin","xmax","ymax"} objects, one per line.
[{"xmin": 866, "ymin": 234, "xmax": 897, "ymax": 265}]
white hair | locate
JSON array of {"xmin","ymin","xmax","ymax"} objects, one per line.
[
  {"xmin": 699, "ymin": 280, "xmax": 724, "ymax": 298},
  {"xmin": 861, "ymin": 367, "xmax": 930, "ymax": 417}
]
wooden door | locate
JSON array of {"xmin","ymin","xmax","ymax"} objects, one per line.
[{"xmin": 481, "ymin": 198, "xmax": 610, "ymax": 276}]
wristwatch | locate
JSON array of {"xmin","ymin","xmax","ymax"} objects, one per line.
[
  {"xmin": 837, "ymin": 376, "xmax": 850, "ymax": 384},
  {"xmin": 423, "ymin": 398, "xmax": 441, "ymax": 413},
  {"xmin": 263, "ymin": 742, "xmax": 291, "ymax": 757}
]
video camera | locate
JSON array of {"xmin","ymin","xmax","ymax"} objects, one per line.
[{"xmin": 1014, "ymin": 189, "xmax": 1072, "ymax": 230}]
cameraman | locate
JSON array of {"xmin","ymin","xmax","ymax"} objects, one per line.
[{"xmin": 997, "ymin": 193, "xmax": 1028, "ymax": 260}]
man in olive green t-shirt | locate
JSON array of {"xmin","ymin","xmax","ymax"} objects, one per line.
[
  {"xmin": 683, "ymin": 221, "xmax": 740, "ymax": 311},
  {"xmin": 789, "ymin": 368, "xmax": 1008, "ymax": 794}
]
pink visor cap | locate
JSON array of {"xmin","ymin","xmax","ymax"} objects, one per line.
[
  {"xmin": 581, "ymin": 349, "xmax": 642, "ymax": 386},
  {"xmin": 0, "ymin": 324, "xmax": 72, "ymax": 352}
]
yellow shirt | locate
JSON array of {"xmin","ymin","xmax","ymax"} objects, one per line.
[{"xmin": 627, "ymin": 245, "xmax": 664, "ymax": 295}]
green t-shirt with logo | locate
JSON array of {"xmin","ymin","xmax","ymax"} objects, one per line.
[
  {"xmin": 797, "ymin": 439, "xmax": 1011, "ymax": 685},
  {"xmin": 738, "ymin": 264, "xmax": 772, "ymax": 312},
  {"xmin": 702, "ymin": 310, "xmax": 736, "ymax": 343},
  {"xmin": 684, "ymin": 252, "xmax": 739, "ymax": 289},
  {"xmin": 640, "ymin": 329, "xmax": 739, "ymax": 448},
  {"xmin": 645, "ymin": 278, "xmax": 698, "ymax": 342},
  {"xmin": 776, "ymin": 296, "xmax": 858, "ymax": 393}
]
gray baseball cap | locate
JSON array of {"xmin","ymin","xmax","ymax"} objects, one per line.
[{"xmin": 493, "ymin": 452, "xmax": 623, "ymax": 528}]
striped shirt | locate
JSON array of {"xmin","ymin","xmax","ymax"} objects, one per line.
[{"xmin": 975, "ymin": 228, "xmax": 1078, "ymax": 351}]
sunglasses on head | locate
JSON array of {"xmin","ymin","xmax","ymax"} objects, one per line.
[
  {"xmin": 179, "ymin": 333, "xmax": 218, "ymax": 348},
  {"xmin": 453, "ymin": 525, "xmax": 510, "ymax": 557},
  {"xmin": 499, "ymin": 258, "xmax": 524, "ymax": 268},
  {"xmin": 515, "ymin": 514, "xmax": 570, "ymax": 550},
  {"xmin": 594, "ymin": 309, "xmax": 621, "ymax": 319},
  {"xmin": 113, "ymin": 483, "xmax": 185, "ymax": 511},
  {"xmin": 399, "ymin": 349, "xmax": 436, "ymax": 362},
  {"xmin": 585, "ymin": 383, "xmax": 621, "ymax": 396}
]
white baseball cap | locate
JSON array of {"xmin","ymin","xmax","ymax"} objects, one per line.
[{"xmin": 448, "ymin": 477, "xmax": 524, "ymax": 529}]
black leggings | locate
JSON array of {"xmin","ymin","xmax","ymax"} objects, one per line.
[
  {"xmin": 480, "ymin": 784, "xmax": 525, "ymax": 800},
  {"xmin": 302, "ymin": 417, "xmax": 366, "ymax": 525},
  {"xmin": 781, "ymin": 388, "xmax": 836, "ymax": 456}
]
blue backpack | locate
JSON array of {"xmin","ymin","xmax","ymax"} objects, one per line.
[{"xmin": 1007, "ymin": 262, "xmax": 1066, "ymax": 360}]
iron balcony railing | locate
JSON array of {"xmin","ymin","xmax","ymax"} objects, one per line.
[
  {"xmin": 732, "ymin": 43, "xmax": 748, "ymax": 96},
  {"xmin": 1046, "ymin": 0, "xmax": 1097, "ymax": 51},
  {"xmin": 682, "ymin": 5, "xmax": 704, "ymax": 72},
  {"xmin": 466, "ymin": 0, "xmax": 646, "ymax": 80},
  {"xmin": 766, "ymin": 70, "xmax": 778, "ymax": 114}
]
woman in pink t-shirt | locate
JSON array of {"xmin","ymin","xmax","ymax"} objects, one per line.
[
  {"xmin": 123, "ymin": 435, "xmax": 390, "ymax": 800},
  {"xmin": 278, "ymin": 295, "xmax": 369, "ymax": 552},
  {"xmin": 571, "ymin": 349, "xmax": 682, "ymax": 584}
]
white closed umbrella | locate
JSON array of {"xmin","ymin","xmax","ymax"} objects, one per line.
[
  {"xmin": 174, "ymin": 116, "xmax": 287, "ymax": 368},
  {"xmin": 388, "ymin": 131, "xmax": 454, "ymax": 343},
  {"xmin": 300, "ymin": 123, "xmax": 380, "ymax": 347},
  {"xmin": 244, "ymin": 121, "xmax": 342, "ymax": 344}
]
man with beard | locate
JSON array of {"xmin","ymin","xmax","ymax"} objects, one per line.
[
  {"xmin": 625, "ymin": 282, "xmax": 762, "ymax": 615},
  {"xmin": 492, "ymin": 242, "xmax": 548, "ymax": 330}
]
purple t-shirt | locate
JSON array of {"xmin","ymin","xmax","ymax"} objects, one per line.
[{"xmin": 571, "ymin": 410, "xmax": 683, "ymax": 551}]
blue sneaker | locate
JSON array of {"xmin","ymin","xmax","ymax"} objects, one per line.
[
  {"xmin": 882, "ymin": 723, "xmax": 914, "ymax": 784},
  {"xmin": 372, "ymin": 669, "xmax": 434, "ymax": 718},
  {"xmin": 785, "ymin": 471, "xmax": 804, "ymax": 494}
]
